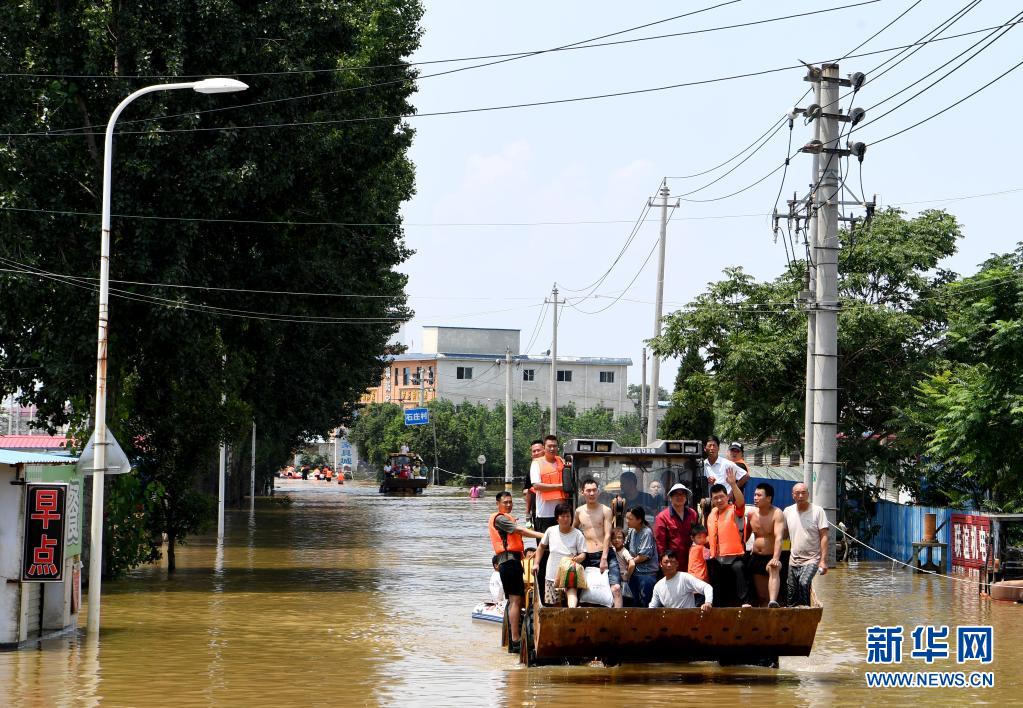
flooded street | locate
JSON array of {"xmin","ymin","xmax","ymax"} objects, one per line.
[{"xmin": 2, "ymin": 480, "xmax": 1021, "ymax": 706}]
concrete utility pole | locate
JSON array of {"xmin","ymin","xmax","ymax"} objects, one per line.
[
  {"xmin": 218, "ymin": 443, "xmax": 227, "ymax": 539},
  {"xmin": 801, "ymin": 72, "xmax": 823, "ymax": 496},
  {"xmin": 251, "ymin": 420, "xmax": 256, "ymax": 508},
  {"xmin": 811, "ymin": 63, "xmax": 841, "ymax": 566},
  {"xmin": 646, "ymin": 182, "xmax": 677, "ymax": 444},
  {"xmin": 547, "ymin": 285, "xmax": 560, "ymax": 436},
  {"xmin": 218, "ymin": 354, "xmax": 227, "ymax": 541},
  {"xmin": 640, "ymin": 347, "xmax": 647, "ymax": 440},
  {"xmin": 505, "ymin": 348, "xmax": 513, "ymax": 491}
]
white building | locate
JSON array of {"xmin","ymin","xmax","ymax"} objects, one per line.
[{"xmin": 364, "ymin": 326, "xmax": 633, "ymax": 416}]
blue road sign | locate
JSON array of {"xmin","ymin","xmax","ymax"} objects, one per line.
[{"xmin": 404, "ymin": 408, "xmax": 429, "ymax": 426}]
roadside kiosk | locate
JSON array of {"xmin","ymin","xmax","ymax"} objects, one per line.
[{"xmin": 0, "ymin": 448, "xmax": 82, "ymax": 648}]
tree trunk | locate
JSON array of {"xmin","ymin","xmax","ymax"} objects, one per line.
[{"xmin": 167, "ymin": 532, "xmax": 176, "ymax": 574}]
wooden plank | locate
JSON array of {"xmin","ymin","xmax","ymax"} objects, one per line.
[{"xmin": 533, "ymin": 605, "xmax": 822, "ymax": 661}]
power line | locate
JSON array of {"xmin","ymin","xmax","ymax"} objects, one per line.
[
  {"xmin": 870, "ymin": 55, "xmax": 1023, "ymax": 146},
  {"xmin": 665, "ymin": 0, "xmax": 923, "ymax": 184},
  {"xmin": 4, "ymin": 185, "xmax": 1020, "ymax": 236},
  {"xmin": 2, "ymin": 1, "xmax": 889, "ymax": 82},
  {"xmin": 0, "ymin": 257, "xmax": 545, "ymax": 323},
  {"xmin": 37, "ymin": 1, "xmax": 755, "ymax": 137},
  {"xmin": 854, "ymin": 10, "xmax": 1023, "ymax": 135},
  {"xmin": 7, "ymin": 24, "xmax": 1023, "ymax": 139},
  {"xmin": 560, "ymin": 196, "xmax": 654, "ymax": 293}
]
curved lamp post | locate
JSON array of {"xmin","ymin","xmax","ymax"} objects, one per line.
[{"xmin": 88, "ymin": 78, "xmax": 248, "ymax": 635}]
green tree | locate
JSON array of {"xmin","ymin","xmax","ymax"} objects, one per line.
[
  {"xmin": 653, "ymin": 208, "xmax": 962, "ymax": 509},
  {"xmin": 0, "ymin": 1, "xmax": 423, "ymax": 573},
  {"xmin": 349, "ymin": 399, "xmax": 643, "ymax": 483},
  {"xmin": 902, "ymin": 247, "xmax": 1023, "ymax": 508},
  {"xmin": 660, "ymin": 344, "xmax": 715, "ymax": 442}
]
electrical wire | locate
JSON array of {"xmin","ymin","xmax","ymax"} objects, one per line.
[
  {"xmin": 568, "ymin": 234, "xmax": 661, "ymax": 316},
  {"xmin": 0, "ymin": 256, "xmax": 545, "ymax": 323},
  {"xmin": 4, "ymin": 185, "xmax": 1021, "ymax": 236},
  {"xmin": 37, "ymin": 0, "xmax": 755, "ymax": 137},
  {"xmin": 560, "ymin": 196, "xmax": 653, "ymax": 293},
  {"xmin": 870, "ymin": 55, "xmax": 1023, "ymax": 146},
  {"xmin": 665, "ymin": 0, "xmax": 925, "ymax": 186},
  {"xmin": 523, "ymin": 300, "xmax": 550, "ymax": 354},
  {"xmin": 7, "ymin": 23, "xmax": 1023, "ymax": 139},
  {"xmin": 853, "ymin": 10, "xmax": 1023, "ymax": 136},
  {"xmin": 670, "ymin": 120, "xmax": 788, "ymax": 198},
  {"xmin": 2, "ymin": 1, "xmax": 887, "ymax": 82}
]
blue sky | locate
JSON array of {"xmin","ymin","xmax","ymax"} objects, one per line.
[{"xmin": 396, "ymin": 1, "xmax": 1021, "ymax": 390}]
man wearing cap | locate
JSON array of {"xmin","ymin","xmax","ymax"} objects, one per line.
[
  {"xmin": 653, "ymin": 482, "xmax": 699, "ymax": 572},
  {"xmin": 727, "ymin": 441, "xmax": 749, "ymax": 474},
  {"xmin": 703, "ymin": 435, "xmax": 747, "ymax": 501}
]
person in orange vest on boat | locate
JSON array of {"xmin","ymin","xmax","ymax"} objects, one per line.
[
  {"xmin": 707, "ymin": 467, "xmax": 752, "ymax": 607},
  {"xmin": 489, "ymin": 490, "xmax": 543, "ymax": 654},
  {"xmin": 530, "ymin": 434, "xmax": 568, "ymax": 533}
]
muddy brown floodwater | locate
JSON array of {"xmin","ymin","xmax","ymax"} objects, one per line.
[{"xmin": 1, "ymin": 479, "xmax": 1021, "ymax": 706}]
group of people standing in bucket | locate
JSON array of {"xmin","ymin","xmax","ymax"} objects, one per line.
[{"xmin": 486, "ymin": 434, "xmax": 830, "ymax": 653}]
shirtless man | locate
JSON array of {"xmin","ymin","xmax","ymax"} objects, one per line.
[
  {"xmin": 574, "ymin": 478, "xmax": 623, "ymax": 608},
  {"xmin": 746, "ymin": 482, "xmax": 785, "ymax": 607}
]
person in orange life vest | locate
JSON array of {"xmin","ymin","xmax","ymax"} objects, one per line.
[
  {"xmin": 653, "ymin": 483, "xmax": 699, "ymax": 571},
  {"xmin": 530, "ymin": 434, "xmax": 568, "ymax": 533},
  {"xmin": 707, "ymin": 467, "xmax": 752, "ymax": 607},
  {"xmin": 521, "ymin": 440, "xmax": 544, "ymax": 524},
  {"xmin": 489, "ymin": 491, "xmax": 543, "ymax": 653},
  {"xmin": 687, "ymin": 524, "xmax": 711, "ymax": 583}
]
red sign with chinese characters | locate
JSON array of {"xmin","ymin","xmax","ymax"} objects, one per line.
[
  {"xmin": 21, "ymin": 484, "xmax": 67, "ymax": 582},
  {"xmin": 951, "ymin": 513, "xmax": 991, "ymax": 579}
]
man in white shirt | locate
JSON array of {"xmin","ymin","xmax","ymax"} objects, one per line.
[
  {"xmin": 649, "ymin": 550, "xmax": 713, "ymax": 610},
  {"xmin": 782, "ymin": 483, "xmax": 829, "ymax": 606},
  {"xmin": 703, "ymin": 435, "xmax": 747, "ymax": 500}
]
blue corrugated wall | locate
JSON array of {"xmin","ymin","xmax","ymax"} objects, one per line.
[
  {"xmin": 858, "ymin": 500, "xmax": 968, "ymax": 571},
  {"xmin": 743, "ymin": 476, "xmax": 798, "ymax": 509}
]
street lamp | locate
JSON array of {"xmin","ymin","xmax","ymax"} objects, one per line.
[{"xmin": 87, "ymin": 78, "xmax": 248, "ymax": 635}]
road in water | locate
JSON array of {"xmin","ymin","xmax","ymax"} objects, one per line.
[{"xmin": 1, "ymin": 479, "xmax": 1020, "ymax": 706}]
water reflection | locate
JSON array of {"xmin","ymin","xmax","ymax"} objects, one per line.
[{"xmin": 0, "ymin": 479, "xmax": 1020, "ymax": 706}]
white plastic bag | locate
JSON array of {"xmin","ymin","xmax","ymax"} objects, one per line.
[{"xmin": 578, "ymin": 566, "xmax": 614, "ymax": 607}]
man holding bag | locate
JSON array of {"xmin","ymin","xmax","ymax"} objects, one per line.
[
  {"xmin": 575, "ymin": 478, "xmax": 623, "ymax": 608},
  {"xmin": 534, "ymin": 503, "xmax": 587, "ymax": 608}
]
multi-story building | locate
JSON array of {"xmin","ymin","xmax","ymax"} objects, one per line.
[{"xmin": 362, "ymin": 326, "xmax": 632, "ymax": 416}]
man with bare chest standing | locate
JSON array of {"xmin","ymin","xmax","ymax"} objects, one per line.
[
  {"xmin": 575, "ymin": 478, "xmax": 623, "ymax": 608},
  {"xmin": 747, "ymin": 482, "xmax": 785, "ymax": 607}
]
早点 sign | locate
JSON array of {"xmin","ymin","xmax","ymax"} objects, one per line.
[{"xmin": 22, "ymin": 483, "xmax": 67, "ymax": 582}]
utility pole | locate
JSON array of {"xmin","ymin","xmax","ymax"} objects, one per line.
[
  {"xmin": 811, "ymin": 63, "xmax": 842, "ymax": 566},
  {"xmin": 547, "ymin": 284, "xmax": 560, "ymax": 436},
  {"xmin": 251, "ymin": 420, "xmax": 256, "ymax": 507},
  {"xmin": 801, "ymin": 71, "xmax": 823, "ymax": 497},
  {"xmin": 504, "ymin": 348, "xmax": 513, "ymax": 491},
  {"xmin": 639, "ymin": 347, "xmax": 647, "ymax": 440},
  {"xmin": 646, "ymin": 182, "xmax": 677, "ymax": 444},
  {"xmin": 218, "ymin": 355, "xmax": 227, "ymax": 541}
]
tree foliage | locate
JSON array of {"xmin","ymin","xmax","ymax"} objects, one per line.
[
  {"xmin": 901, "ymin": 247, "xmax": 1023, "ymax": 508},
  {"xmin": 653, "ymin": 208, "xmax": 962, "ymax": 504},
  {"xmin": 660, "ymin": 344, "xmax": 715, "ymax": 442},
  {"xmin": 349, "ymin": 400, "xmax": 642, "ymax": 481},
  {"xmin": 0, "ymin": 1, "xmax": 423, "ymax": 572}
]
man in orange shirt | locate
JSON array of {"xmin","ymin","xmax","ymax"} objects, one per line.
[
  {"xmin": 530, "ymin": 435, "xmax": 568, "ymax": 533},
  {"xmin": 707, "ymin": 467, "xmax": 751, "ymax": 607}
]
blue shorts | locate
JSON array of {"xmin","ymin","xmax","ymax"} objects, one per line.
[{"xmin": 583, "ymin": 551, "xmax": 621, "ymax": 587}]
